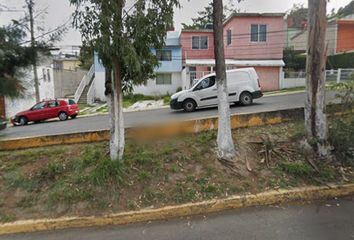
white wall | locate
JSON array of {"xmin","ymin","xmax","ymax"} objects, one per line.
[
  {"xmin": 181, "ymin": 67, "xmax": 188, "ymax": 90},
  {"xmin": 281, "ymin": 78, "xmax": 306, "ymax": 89},
  {"xmin": 94, "ymin": 72, "xmax": 106, "ymax": 102},
  {"xmin": 5, "ymin": 67, "xmax": 55, "ymax": 117},
  {"xmin": 133, "ymin": 72, "xmax": 182, "ymax": 96},
  {"xmin": 93, "ymin": 71, "xmax": 182, "ymax": 101}
]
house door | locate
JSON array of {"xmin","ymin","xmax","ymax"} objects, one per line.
[{"xmin": 189, "ymin": 67, "xmax": 196, "ymax": 87}]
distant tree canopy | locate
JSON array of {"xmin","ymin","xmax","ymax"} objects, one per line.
[
  {"xmin": 0, "ymin": 25, "xmax": 32, "ymax": 98},
  {"xmin": 286, "ymin": 0, "xmax": 354, "ymax": 24},
  {"xmin": 337, "ymin": 0, "xmax": 354, "ymax": 17},
  {"xmin": 286, "ymin": 3, "xmax": 308, "ymax": 27},
  {"xmin": 181, "ymin": 1, "xmax": 240, "ymax": 30},
  {"xmin": 78, "ymin": 45, "xmax": 94, "ymax": 70}
]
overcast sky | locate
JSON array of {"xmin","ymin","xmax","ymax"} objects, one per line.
[{"xmin": 0, "ymin": 0, "xmax": 352, "ymax": 49}]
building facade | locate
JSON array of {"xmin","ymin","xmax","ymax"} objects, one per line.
[
  {"xmin": 181, "ymin": 13, "xmax": 285, "ymax": 91},
  {"xmin": 291, "ymin": 16, "xmax": 354, "ymax": 55}
]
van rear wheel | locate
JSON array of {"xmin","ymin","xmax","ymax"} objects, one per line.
[
  {"xmin": 239, "ymin": 92, "xmax": 253, "ymax": 106},
  {"xmin": 183, "ymin": 99, "xmax": 196, "ymax": 112}
]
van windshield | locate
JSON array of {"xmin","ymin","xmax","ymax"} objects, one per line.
[{"xmin": 190, "ymin": 79, "xmax": 199, "ymax": 88}]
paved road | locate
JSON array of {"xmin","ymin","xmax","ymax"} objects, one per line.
[
  {"xmin": 1, "ymin": 197, "xmax": 354, "ymax": 240},
  {"xmin": 0, "ymin": 91, "xmax": 337, "ymax": 140}
]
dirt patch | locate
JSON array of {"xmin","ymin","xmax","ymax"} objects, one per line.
[{"xmin": 0, "ymin": 120, "xmax": 353, "ymax": 223}]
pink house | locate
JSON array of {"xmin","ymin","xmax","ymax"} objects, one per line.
[{"xmin": 181, "ymin": 13, "xmax": 285, "ymax": 91}]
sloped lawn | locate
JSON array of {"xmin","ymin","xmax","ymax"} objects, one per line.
[{"xmin": 0, "ymin": 120, "xmax": 353, "ymax": 223}]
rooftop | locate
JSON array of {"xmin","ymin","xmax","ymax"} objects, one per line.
[{"xmin": 224, "ymin": 12, "xmax": 285, "ymax": 25}]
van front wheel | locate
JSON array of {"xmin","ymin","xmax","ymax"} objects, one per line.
[
  {"xmin": 239, "ymin": 92, "xmax": 253, "ymax": 106},
  {"xmin": 183, "ymin": 99, "xmax": 196, "ymax": 112}
]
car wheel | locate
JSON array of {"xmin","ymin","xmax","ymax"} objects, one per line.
[
  {"xmin": 183, "ymin": 99, "xmax": 197, "ymax": 112},
  {"xmin": 239, "ymin": 92, "xmax": 253, "ymax": 106},
  {"xmin": 58, "ymin": 112, "xmax": 68, "ymax": 121},
  {"xmin": 71, "ymin": 114, "xmax": 77, "ymax": 119},
  {"xmin": 19, "ymin": 116, "xmax": 28, "ymax": 126}
]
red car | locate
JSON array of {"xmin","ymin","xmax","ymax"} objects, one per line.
[{"xmin": 11, "ymin": 99, "xmax": 79, "ymax": 126}]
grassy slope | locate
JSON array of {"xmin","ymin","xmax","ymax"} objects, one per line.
[{"xmin": 0, "ymin": 121, "xmax": 353, "ymax": 223}]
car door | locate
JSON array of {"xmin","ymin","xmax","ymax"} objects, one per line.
[
  {"xmin": 42, "ymin": 100, "xmax": 60, "ymax": 119},
  {"xmin": 26, "ymin": 102, "xmax": 47, "ymax": 121},
  {"xmin": 193, "ymin": 76, "xmax": 217, "ymax": 107}
]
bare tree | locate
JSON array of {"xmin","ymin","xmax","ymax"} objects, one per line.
[
  {"xmin": 305, "ymin": 0, "xmax": 331, "ymax": 157},
  {"xmin": 213, "ymin": 0, "xmax": 236, "ymax": 159}
]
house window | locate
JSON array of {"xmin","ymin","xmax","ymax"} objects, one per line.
[
  {"xmin": 227, "ymin": 29, "xmax": 231, "ymax": 45},
  {"xmin": 192, "ymin": 36, "xmax": 208, "ymax": 50},
  {"xmin": 156, "ymin": 74, "xmax": 172, "ymax": 85},
  {"xmin": 42, "ymin": 69, "xmax": 46, "ymax": 82},
  {"xmin": 47, "ymin": 69, "xmax": 51, "ymax": 82},
  {"xmin": 156, "ymin": 50, "xmax": 172, "ymax": 61},
  {"xmin": 250, "ymin": 24, "xmax": 267, "ymax": 42}
]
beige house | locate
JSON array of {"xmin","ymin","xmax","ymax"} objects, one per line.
[
  {"xmin": 291, "ymin": 15, "xmax": 354, "ymax": 55},
  {"xmin": 53, "ymin": 59, "xmax": 81, "ymax": 71}
]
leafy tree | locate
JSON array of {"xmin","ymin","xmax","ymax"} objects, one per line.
[
  {"xmin": 78, "ymin": 45, "xmax": 94, "ymax": 70},
  {"xmin": 70, "ymin": 0, "xmax": 180, "ymax": 161},
  {"xmin": 285, "ymin": 3, "xmax": 307, "ymax": 27},
  {"xmin": 182, "ymin": 1, "xmax": 240, "ymax": 30},
  {"xmin": 0, "ymin": 25, "xmax": 32, "ymax": 98},
  {"xmin": 337, "ymin": 0, "xmax": 354, "ymax": 18},
  {"xmin": 182, "ymin": 2, "xmax": 214, "ymax": 29},
  {"xmin": 283, "ymin": 47, "xmax": 305, "ymax": 71},
  {"xmin": 0, "ymin": 2, "xmax": 67, "ymax": 101}
]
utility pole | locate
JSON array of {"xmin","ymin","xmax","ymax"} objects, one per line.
[
  {"xmin": 305, "ymin": 0, "xmax": 329, "ymax": 157},
  {"xmin": 27, "ymin": 0, "xmax": 40, "ymax": 102}
]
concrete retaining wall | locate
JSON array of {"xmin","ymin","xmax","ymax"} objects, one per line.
[
  {"xmin": 53, "ymin": 68, "xmax": 88, "ymax": 98},
  {"xmin": 0, "ymin": 108, "xmax": 304, "ymax": 151}
]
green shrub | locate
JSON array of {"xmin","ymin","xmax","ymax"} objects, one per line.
[
  {"xmin": 328, "ymin": 81, "xmax": 354, "ymax": 159},
  {"xmin": 280, "ymin": 162, "xmax": 315, "ymax": 176}
]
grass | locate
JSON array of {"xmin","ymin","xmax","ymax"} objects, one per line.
[
  {"xmin": 78, "ymin": 104, "xmax": 95, "ymax": 111},
  {"xmin": 0, "ymin": 120, "xmax": 352, "ymax": 223},
  {"xmin": 280, "ymin": 162, "xmax": 315, "ymax": 176}
]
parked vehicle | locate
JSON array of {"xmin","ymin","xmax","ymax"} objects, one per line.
[
  {"xmin": 11, "ymin": 99, "xmax": 79, "ymax": 126},
  {"xmin": 0, "ymin": 114, "xmax": 7, "ymax": 130},
  {"xmin": 170, "ymin": 68, "xmax": 263, "ymax": 112}
]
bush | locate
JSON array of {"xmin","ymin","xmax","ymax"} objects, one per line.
[
  {"xmin": 176, "ymin": 87, "xmax": 182, "ymax": 93},
  {"xmin": 328, "ymin": 80, "xmax": 354, "ymax": 159}
]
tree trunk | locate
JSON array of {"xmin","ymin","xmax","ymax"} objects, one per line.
[
  {"xmin": 28, "ymin": 0, "xmax": 40, "ymax": 102},
  {"xmin": 104, "ymin": 68, "xmax": 119, "ymax": 161},
  {"xmin": 105, "ymin": 63, "xmax": 125, "ymax": 161},
  {"xmin": 305, "ymin": 0, "xmax": 330, "ymax": 157},
  {"xmin": 213, "ymin": 0, "xmax": 235, "ymax": 158},
  {"xmin": 113, "ymin": 62, "xmax": 125, "ymax": 161}
]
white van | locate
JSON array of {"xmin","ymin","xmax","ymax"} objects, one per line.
[{"xmin": 170, "ymin": 67, "xmax": 263, "ymax": 112}]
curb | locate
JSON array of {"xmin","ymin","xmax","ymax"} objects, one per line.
[
  {"xmin": 77, "ymin": 91, "xmax": 305, "ymax": 117},
  {"xmin": 0, "ymin": 183, "xmax": 353, "ymax": 236}
]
